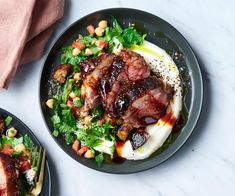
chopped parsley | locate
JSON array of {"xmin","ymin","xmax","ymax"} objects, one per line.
[
  {"xmin": 61, "ymin": 46, "xmax": 84, "ymax": 71},
  {"xmin": 5, "ymin": 116, "xmax": 12, "ymax": 126},
  {"xmin": 73, "ymin": 99, "xmax": 83, "ymax": 108},
  {"xmin": 23, "ymin": 134, "xmax": 34, "ymax": 149}
]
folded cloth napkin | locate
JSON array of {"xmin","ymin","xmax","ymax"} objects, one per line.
[{"xmin": 0, "ymin": 0, "xmax": 64, "ymax": 89}]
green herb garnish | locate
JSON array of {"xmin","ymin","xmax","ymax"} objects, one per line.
[
  {"xmin": 73, "ymin": 99, "xmax": 83, "ymax": 108},
  {"xmin": 91, "ymin": 105, "xmax": 104, "ymax": 120},
  {"xmin": 61, "ymin": 46, "xmax": 84, "ymax": 71},
  {"xmin": 23, "ymin": 135, "xmax": 34, "ymax": 149},
  {"xmin": 95, "ymin": 153, "xmax": 105, "ymax": 167},
  {"xmin": 5, "ymin": 116, "xmax": 12, "ymax": 126}
]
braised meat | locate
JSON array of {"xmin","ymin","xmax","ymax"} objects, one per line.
[
  {"xmin": 114, "ymin": 76, "xmax": 161, "ymax": 117},
  {"xmin": 119, "ymin": 49, "xmax": 150, "ymax": 81},
  {"xmin": 52, "ymin": 64, "xmax": 73, "ymax": 84},
  {"xmin": 81, "ymin": 54, "xmax": 117, "ymax": 110},
  {"xmin": 80, "ymin": 49, "xmax": 173, "ymax": 140},
  {"xmin": 100, "ymin": 56, "xmax": 125, "ymax": 104},
  {"xmin": 0, "ymin": 153, "xmax": 19, "ymax": 196},
  {"xmin": 101, "ymin": 71, "xmax": 130, "ymax": 117},
  {"xmin": 117, "ymin": 123, "xmax": 133, "ymax": 141},
  {"xmin": 0, "ymin": 115, "xmax": 4, "ymax": 136},
  {"xmin": 80, "ymin": 58, "xmax": 98, "ymax": 79},
  {"xmin": 122, "ymin": 79, "xmax": 173, "ymax": 128},
  {"xmin": 100, "ymin": 50, "xmax": 150, "ymax": 117}
]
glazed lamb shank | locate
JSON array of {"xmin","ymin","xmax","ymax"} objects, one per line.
[{"xmin": 80, "ymin": 49, "xmax": 173, "ymax": 140}]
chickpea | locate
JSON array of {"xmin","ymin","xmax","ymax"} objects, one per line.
[
  {"xmin": 84, "ymin": 150, "xmax": 94, "ymax": 159},
  {"xmin": 15, "ymin": 143, "xmax": 26, "ymax": 153},
  {"xmin": 73, "ymin": 72, "xmax": 81, "ymax": 81},
  {"xmin": 84, "ymin": 115, "xmax": 92, "ymax": 125},
  {"xmin": 80, "ymin": 110, "xmax": 89, "ymax": 118},
  {"xmin": 98, "ymin": 20, "xmax": 108, "ymax": 29},
  {"xmin": 85, "ymin": 48, "xmax": 93, "ymax": 56},
  {"xmin": 7, "ymin": 127, "xmax": 17, "ymax": 138},
  {"xmin": 72, "ymin": 48, "xmax": 81, "ymax": 56},
  {"xmin": 46, "ymin": 99, "xmax": 54, "ymax": 109},
  {"xmin": 94, "ymin": 27, "xmax": 104, "ymax": 36}
]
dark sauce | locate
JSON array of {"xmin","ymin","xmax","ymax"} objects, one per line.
[
  {"xmin": 112, "ymin": 153, "xmax": 126, "ymax": 164},
  {"xmin": 151, "ymin": 102, "xmax": 188, "ymax": 157},
  {"xmin": 104, "ymin": 141, "xmax": 126, "ymax": 164},
  {"xmin": 161, "ymin": 110, "xmax": 177, "ymax": 126}
]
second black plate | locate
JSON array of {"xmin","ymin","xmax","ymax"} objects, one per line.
[{"xmin": 0, "ymin": 108, "xmax": 51, "ymax": 195}]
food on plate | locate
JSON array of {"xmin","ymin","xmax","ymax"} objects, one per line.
[
  {"xmin": 0, "ymin": 153, "xmax": 20, "ymax": 195},
  {"xmin": 48, "ymin": 18, "xmax": 184, "ymax": 166},
  {"xmin": 52, "ymin": 64, "xmax": 73, "ymax": 84},
  {"xmin": 0, "ymin": 115, "xmax": 40, "ymax": 195}
]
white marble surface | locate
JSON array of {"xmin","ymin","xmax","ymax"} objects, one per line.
[{"xmin": 0, "ymin": 0, "xmax": 235, "ymax": 195}]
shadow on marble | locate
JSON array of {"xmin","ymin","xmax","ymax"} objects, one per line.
[
  {"xmin": 60, "ymin": 0, "xmax": 72, "ymax": 26},
  {"xmin": 10, "ymin": 62, "xmax": 37, "ymax": 90}
]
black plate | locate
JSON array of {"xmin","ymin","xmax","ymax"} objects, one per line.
[
  {"xmin": 39, "ymin": 8, "xmax": 203, "ymax": 174},
  {"xmin": 0, "ymin": 108, "xmax": 51, "ymax": 195}
]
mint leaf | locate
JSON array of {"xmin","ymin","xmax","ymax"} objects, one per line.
[
  {"xmin": 0, "ymin": 135, "xmax": 14, "ymax": 146},
  {"xmin": 112, "ymin": 17, "xmax": 123, "ymax": 34},
  {"xmin": 23, "ymin": 135, "xmax": 34, "ymax": 149},
  {"xmin": 5, "ymin": 116, "xmax": 12, "ymax": 126},
  {"xmin": 122, "ymin": 27, "xmax": 146, "ymax": 48},
  {"xmin": 51, "ymin": 114, "xmax": 60, "ymax": 125}
]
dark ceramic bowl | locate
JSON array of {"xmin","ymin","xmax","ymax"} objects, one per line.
[
  {"xmin": 39, "ymin": 8, "xmax": 203, "ymax": 174},
  {"xmin": 0, "ymin": 108, "xmax": 51, "ymax": 195}
]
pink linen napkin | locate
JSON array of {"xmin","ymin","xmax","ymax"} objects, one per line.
[{"xmin": 0, "ymin": 0, "xmax": 64, "ymax": 89}]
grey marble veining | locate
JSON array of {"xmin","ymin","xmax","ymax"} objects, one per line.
[{"xmin": 0, "ymin": 0, "xmax": 235, "ymax": 195}]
